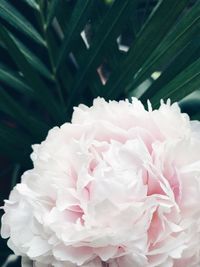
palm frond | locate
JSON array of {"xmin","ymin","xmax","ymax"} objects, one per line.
[{"xmin": 1, "ymin": 0, "xmax": 200, "ymax": 260}]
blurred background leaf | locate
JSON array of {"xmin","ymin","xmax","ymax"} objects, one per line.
[{"xmin": 0, "ymin": 0, "xmax": 200, "ymax": 265}]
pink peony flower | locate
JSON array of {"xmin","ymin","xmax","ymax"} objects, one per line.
[{"xmin": 1, "ymin": 98, "xmax": 200, "ymax": 267}]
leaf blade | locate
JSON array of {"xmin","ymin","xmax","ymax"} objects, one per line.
[
  {"xmin": 104, "ymin": 0, "xmax": 188, "ymax": 99},
  {"xmin": 0, "ymin": 26, "xmax": 64, "ymax": 123},
  {"xmin": 66, "ymin": 0, "xmax": 138, "ymax": 109},
  {"xmin": 131, "ymin": 0, "xmax": 200, "ymax": 90},
  {"xmin": 22, "ymin": 0, "xmax": 39, "ymax": 10},
  {"xmin": 0, "ymin": 64, "xmax": 34, "ymax": 95},
  {"xmin": 46, "ymin": 0, "xmax": 60, "ymax": 28},
  {"xmin": 56, "ymin": 0, "xmax": 96, "ymax": 70},
  {"xmin": 0, "ymin": 85, "xmax": 49, "ymax": 139},
  {"xmin": 150, "ymin": 57, "xmax": 200, "ymax": 107},
  {"xmin": 0, "ymin": 0, "xmax": 45, "ymax": 45},
  {"xmin": 140, "ymin": 38, "xmax": 200, "ymax": 102}
]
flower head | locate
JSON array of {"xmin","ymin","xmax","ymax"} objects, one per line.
[{"xmin": 1, "ymin": 98, "xmax": 200, "ymax": 267}]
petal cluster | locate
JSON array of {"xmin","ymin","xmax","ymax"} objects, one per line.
[{"xmin": 1, "ymin": 98, "xmax": 200, "ymax": 267}]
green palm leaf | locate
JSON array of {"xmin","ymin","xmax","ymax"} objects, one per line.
[
  {"xmin": 0, "ymin": 0, "xmax": 44, "ymax": 45},
  {"xmin": 0, "ymin": 2, "xmax": 199, "ymax": 244}
]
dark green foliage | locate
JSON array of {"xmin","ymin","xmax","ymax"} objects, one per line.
[{"xmin": 0, "ymin": 0, "xmax": 200, "ymax": 264}]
